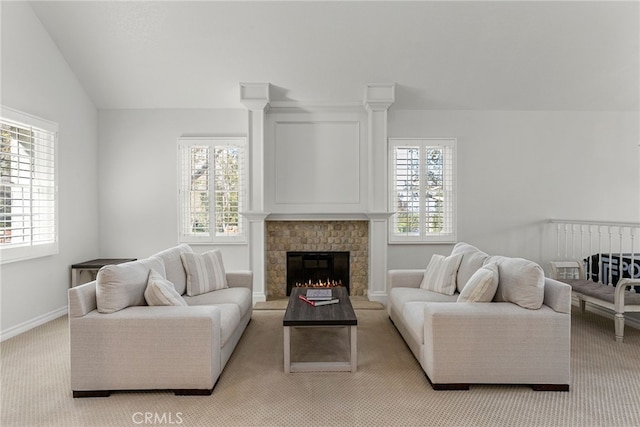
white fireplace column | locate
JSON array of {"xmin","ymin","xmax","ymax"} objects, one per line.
[
  {"xmin": 240, "ymin": 83, "xmax": 270, "ymax": 303},
  {"xmin": 364, "ymin": 84, "xmax": 395, "ymax": 304}
]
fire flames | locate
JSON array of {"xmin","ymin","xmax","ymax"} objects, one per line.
[{"xmin": 295, "ymin": 279, "xmax": 343, "ymax": 288}]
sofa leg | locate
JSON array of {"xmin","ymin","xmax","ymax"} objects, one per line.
[
  {"xmin": 531, "ymin": 384, "xmax": 570, "ymax": 392},
  {"xmin": 425, "ymin": 374, "xmax": 470, "ymax": 390},
  {"xmin": 73, "ymin": 390, "xmax": 111, "ymax": 398},
  {"xmin": 431, "ymin": 383, "xmax": 471, "ymax": 391},
  {"xmin": 174, "ymin": 388, "xmax": 214, "ymax": 396}
]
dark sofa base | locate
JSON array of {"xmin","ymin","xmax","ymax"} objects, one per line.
[
  {"xmin": 73, "ymin": 386, "xmax": 216, "ymax": 398},
  {"xmin": 425, "ymin": 373, "xmax": 569, "ymax": 392}
]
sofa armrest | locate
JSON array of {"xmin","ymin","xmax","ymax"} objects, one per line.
[
  {"xmin": 226, "ymin": 270, "xmax": 253, "ymax": 291},
  {"xmin": 70, "ymin": 305, "xmax": 222, "ymax": 392},
  {"xmin": 388, "ymin": 269, "xmax": 423, "ymax": 289},
  {"xmin": 68, "ymin": 281, "xmax": 98, "ymax": 318},
  {"xmin": 543, "ymin": 277, "xmax": 572, "ymax": 314}
]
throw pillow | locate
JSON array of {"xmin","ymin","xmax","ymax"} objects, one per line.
[
  {"xmin": 144, "ymin": 269, "xmax": 187, "ymax": 306},
  {"xmin": 487, "ymin": 256, "xmax": 545, "ymax": 310},
  {"xmin": 181, "ymin": 249, "xmax": 228, "ymax": 296},
  {"xmin": 450, "ymin": 242, "xmax": 490, "ymax": 293},
  {"xmin": 151, "ymin": 244, "xmax": 193, "ymax": 296},
  {"xmin": 420, "ymin": 253, "xmax": 463, "ymax": 295},
  {"xmin": 457, "ymin": 262, "xmax": 499, "ymax": 303},
  {"xmin": 96, "ymin": 256, "xmax": 166, "ymax": 314}
]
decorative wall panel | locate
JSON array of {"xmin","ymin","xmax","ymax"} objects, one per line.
[{"xmin": 274, "ymin": 121, "xmax": 360, "ymax": 205}]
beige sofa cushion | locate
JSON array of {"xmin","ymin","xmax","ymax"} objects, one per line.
[
  {"xmin": 487, "ymin": 256, "xmax": 545, "ymax": 310},
  {"xmin": 420, "ymin": 254, "xmax": 463, "ymax": 296},
  {"xmin": 388, "ymin": 287, "xmax": 458, "ymax": 319},
  {"xmin": 151, "ymin": 244, "xmax": 193, "ymax": 295},
  {"xmin": 144, "ymin": 269, "xmax": 187, "ymax": 307},
  {"xmin": 96, "ymin": 257, "xmax": 166, "ymax": 314},
  {"xmin": 183, "ymin": 287, "xmax": 252, "ymax": 318},
  {"xmin": 181, "ymin": 250, "xmax": 228, "ymax": 296},
  {"xmin": 451, "ymin": 242, "xmax": 489, "ymax": 293},
  {"xmin": 457, "ymin": 262, "xmax": 499, "ymax": 303}
]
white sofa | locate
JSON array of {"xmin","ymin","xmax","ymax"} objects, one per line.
[
  {"xmin": 388, "ymin": 242, "xmax": 571, "ymax": 391},
  {"xmin": 68, "ymin": 244, "xmax": 252, "ymax": 397}
]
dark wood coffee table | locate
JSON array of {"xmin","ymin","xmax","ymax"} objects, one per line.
[{"xmin": 283, "ymin": 287, "xmax": 358, "ymax": 373}]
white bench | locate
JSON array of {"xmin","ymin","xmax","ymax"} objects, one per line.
[{"xmin": 550, "ymin": 261, "xmax": 640, "ymax": 342}]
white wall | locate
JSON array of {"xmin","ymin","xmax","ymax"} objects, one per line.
[
  {"xmin": 97, "ymin": 109, "xmax": 250, "ymax": 270},
  {"xmin": 387, "ymin": 109, "xmax": 640, "ymax": 269},
  {"xmin": 0, "ymin": 2, "xmax": 99, "ymax": 338},
  {"xmin": 98, "ymin": 107, "xmax": 639, "ymax": 276}
]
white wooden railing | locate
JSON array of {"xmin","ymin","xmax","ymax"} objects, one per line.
[{"xmin": 549, "ymin": 219, "xmax": 640, "ymax": 286}]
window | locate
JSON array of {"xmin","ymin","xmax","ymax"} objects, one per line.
[
  {"xmin": 1, "ymin": 106, "xmax": 58, "ymax": 263},
  {"xmin": 178, "ymin": 137, "xmax": 247, "ymax": 244},
  {"xmin": 389, "ymin": 138, "xmax": 456, "ymax": 243}
]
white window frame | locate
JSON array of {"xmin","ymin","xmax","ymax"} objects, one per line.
[
  {"xmin": 1, "ymin": 106, "xmax": 59, "ymax": 264},
  {"xmin": 388, "ymin": 138, "xmax": 457, "ymax": 244},
  {"xmin": 177, "ymin": 136, "xmax": 247, "ymax": 244}
]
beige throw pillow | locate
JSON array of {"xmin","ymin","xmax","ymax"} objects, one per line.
[
  {"xmin": 151, "ymin": 244, "xmax": 193, "ymax": 296},
  {"xmin": 486, "ymin": 256, "xmax": 545, "ymax": 310},
  {"xmin": 181, "ymin": 250, "xmax": 228, "ymax": 296},
  {"xmin": 144, "ymin": 269, "xmax": 187, "ymax": 306},
  {"xmin": 96, "ymin": 257, "xmax": 166, "ymax": 314},
  {"xmin": 457, "ymin": 262, "xmax": 499, "ymax": 302},
  {"xmin": 450, "ymin": 242, "xmax": 490, "ymax": 293},
  {"xmin": 420, "ymin": 253, "xmax": 463, "ymax": 295}
]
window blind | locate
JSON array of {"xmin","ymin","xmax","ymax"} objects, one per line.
[
  {"xmin": 1, "ymin": 107, "xmax": 58, "ymax": 262},
  {"xmin": 389, "ymin": 138, "xmax": 456, "ymax": 243},
  {"xmin": 178, "ymin": 137, "xmax": 246, "ymax": 243}
]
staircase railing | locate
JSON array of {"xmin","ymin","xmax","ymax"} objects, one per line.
[{"xmin": 549, "ymin": 219, "xmax": 640, "ymax": 286}]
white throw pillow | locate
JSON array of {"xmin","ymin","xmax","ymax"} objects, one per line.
[
  {"xmin": 486, "ymin": 256, "xmax": 545, "ymax": 310},
  {"xmin": 457, "ymin": 262, "xmax": 499, "ymax": 303},
  {"xmin": 144, "ymin": 269, "xmax": 187, "ymax": 306},
  {"xmin": 450, "ymin": 242, "xmax": 490, "ymax": 293},
  {"xmin": 96, "ymin": 256, "xmax": 166, "ymax": 314},
  {"xmin": 420, "ymin": 253, "xmax": 463, "ymax": 295},
  {"xmin": 181, "ymin": 249, "xmax": 228, "ymax": 296},
  {"xmin": 151, "ymin": 244, "xmax": 193, "ymax": 296}
]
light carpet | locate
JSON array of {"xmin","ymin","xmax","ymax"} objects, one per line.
[{"xmin": 1, "ymin": 308, "xmax": 639, "ymax": 427}]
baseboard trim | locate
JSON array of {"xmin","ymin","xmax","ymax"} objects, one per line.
[
  {"xmin": 252, "ymin": 292, "xmax": 266, "ymax": 304},
  {"xmin": 0, "ymin": 306, "xmax": 68, "ymax": 342}
]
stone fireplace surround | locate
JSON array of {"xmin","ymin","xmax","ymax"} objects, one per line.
[{"xmin": 266, "ymin": 221, "xmax": 369, "ymax": 299}]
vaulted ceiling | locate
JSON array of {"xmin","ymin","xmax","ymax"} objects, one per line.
[{"xmin": 28, "ymin": 1, "xmax": 639, "ymax": 111}]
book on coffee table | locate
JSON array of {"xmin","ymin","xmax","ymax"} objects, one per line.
[
  {"xmin": 305, "ymin": 289, "xmax": 333, "ymax": 300},
  {"xmin": 313, "ymin": 298, "xmax": 339, "ymax": 306},
  {"xmin": 299, "ymin": 294, "xmax": 339, "ymax": 306}
]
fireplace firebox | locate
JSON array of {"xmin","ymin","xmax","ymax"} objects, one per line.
[{"xmin": 286, "ymin": 251, "xmax": 350, "ymax": 296}]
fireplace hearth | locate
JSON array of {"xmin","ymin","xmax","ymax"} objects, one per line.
[{"xmin": 286, "ymin": 251, "xmax": 349, "ymax": 296}]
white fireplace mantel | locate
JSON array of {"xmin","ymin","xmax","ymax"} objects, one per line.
[
  {"xmin": 240, "ymin": 82, "xmax": 395, "ymax": 305},
  {"xmin": 263, "ymin": 212, "xmax": 394, "ymax": 221}
]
